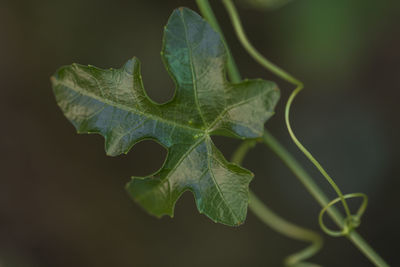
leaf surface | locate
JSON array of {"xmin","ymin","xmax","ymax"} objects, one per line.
[{"xmin": 51, "ymin": 7, "xmax": 279, "ymax": 226}]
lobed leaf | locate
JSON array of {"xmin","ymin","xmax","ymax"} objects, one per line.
[{"xmin": 51, "ymin": 7, "xmax": 280, "ymax": 226}]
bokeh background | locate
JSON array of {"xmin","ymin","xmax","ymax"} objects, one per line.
[{"xmin": 1, "ymin": 0, "xmax": 399, "ymax": 266}]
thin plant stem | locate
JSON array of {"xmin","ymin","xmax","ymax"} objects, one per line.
[
  {"xmin": 249, "ymin": 191, "xmax": 322, "ymax": 267},
  {"xmin": 261, "ymin": 131, "xmax": 389, "ymax": 267},
  {"xmin": 232, "ymin": 140, "xmax": 323, "ymax": 267},
  {"xmin": 222, "ymin": 0, "xmax": 373, "ymax": 238},
  {"xmin": 196, "ymin": 0, "xmax": 390, "ymax": 266},
  {"xmin": 221, "ymin": 0, "xmax": 353, "ymax": 222},
  {"xmin": 261, "ymin": 130, "xmax": 344, "ymax": 226},
  {"xmin": 222, "ymin": 2, "xmax": 301, "ymax": 85}
]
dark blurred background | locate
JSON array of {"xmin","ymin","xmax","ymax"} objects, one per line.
[{"xmin": 1, "ymin": 0, "xmax": 399, "ymax": 266}]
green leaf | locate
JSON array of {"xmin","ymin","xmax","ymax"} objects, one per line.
[{"xmin": 51, "ymin": 7, "xmax": 279, "ymax": 226}]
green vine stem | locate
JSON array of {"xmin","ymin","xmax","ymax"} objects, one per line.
[
  {"xmin": 222, "ymin": 0, "xmax": 374, "ymax": 240},
  {"xmin": 232, "ymin": 140, "xmax": 323, "ymax": 267},
  {"xmin": 319, "ymin": 192, "xmax": 368, "ymax": 237},
  {"xmin": 261, "ymin": 131, "xmax": 388, "ymax": 267},
  {"xmin": 221, "ymin": 0, "xmax": 358, "ymax": 225},
  {"xmin": 285, "ymin": 85, "xmax": 360, "ymax": 225},
  {"xmin": 249, "ymin": 192, "xmax": 322, "ymax": 267},
  {"xmin": 196, "ymin": 0, "xmax": 389, "ymax": 266}
]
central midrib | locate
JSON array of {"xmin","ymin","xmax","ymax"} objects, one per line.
[{"xmin": 180, "ymin": 11, "xmax": 208, "ymax": 128}]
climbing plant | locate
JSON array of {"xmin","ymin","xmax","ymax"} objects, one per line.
[{"xmin": 51, "ymin": 0, "xmax": 389, "ymax": 266}]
